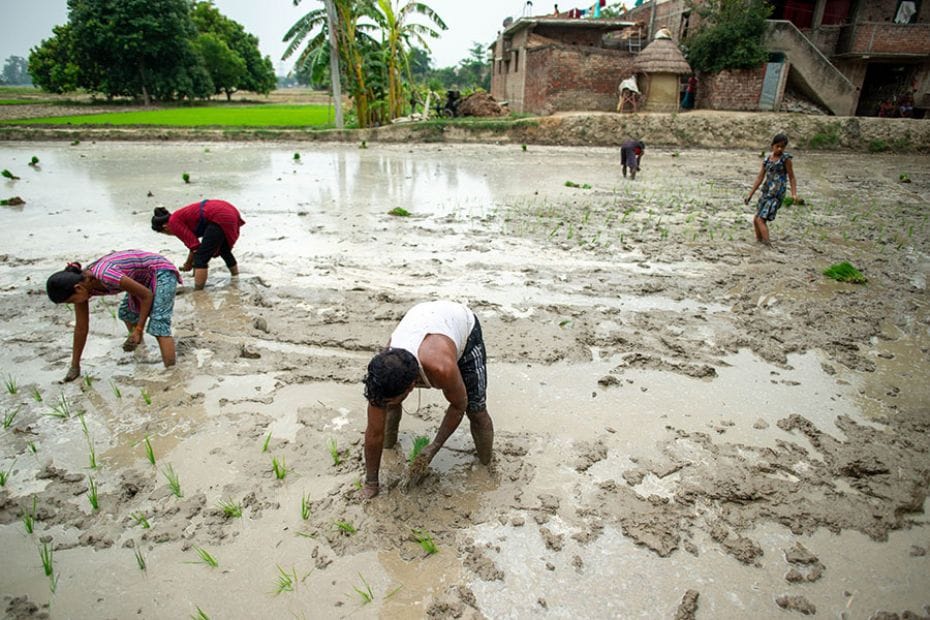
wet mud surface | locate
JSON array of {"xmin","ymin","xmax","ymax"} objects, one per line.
[{"xmin": 0, "ymin": 141, "xmax": 929, "ymax": 618}]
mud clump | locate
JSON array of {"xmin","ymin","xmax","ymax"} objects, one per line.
[
  {"xmin": 458, "ymin": 92, "xmax": 504, "ymax": 117},
  {"xmin": 776, "ymin": 594, "xmax": 817, "ymax": 615},
  {"xmin": 674, "ymin": 590, "xmax": 700, "ymax": 620}
]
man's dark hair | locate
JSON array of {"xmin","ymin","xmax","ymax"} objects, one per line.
[{"xmin": 364, "ymin": 348, "xmax": 419, "ymax": 407}]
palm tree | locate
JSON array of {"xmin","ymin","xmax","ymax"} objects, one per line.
[{"xmin": 372, "ymin": 1, "xmax": 447, "ymax": 119}]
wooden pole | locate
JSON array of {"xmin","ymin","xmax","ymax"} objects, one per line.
[{"xmin": 323, "ymin": 0, "xmax": 344, "ymax": 129}]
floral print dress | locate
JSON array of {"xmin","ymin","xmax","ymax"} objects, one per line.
[{"xmin": 756, "ymin": 152, "xmax": 792, "ymax": 221}]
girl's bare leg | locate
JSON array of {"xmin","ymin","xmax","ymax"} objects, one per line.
[
  {"xmin": 756, "ymin": 217, "xmax": 771, "ymax": 245},
  {"xmin": 157, "ymin": 336, "xmax": 176, "ymax": 367},
  {"xmin": 193, "ymin": 268, "xmax": 208, "ymax": 290}
]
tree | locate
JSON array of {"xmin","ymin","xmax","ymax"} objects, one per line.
[
  {"xmin": 456, "ymin": 42, "xmax": 490, "ymax": 91},
  {"xmin": 684, "ymin": 0, "xmax": 771, "ymax": 74},
  {"xmin": 1, "ymin": 56, "xmax": 31, "ymax": 85},
  {"xmin": 28, "ymin": 25, "xmax": 80, "ymax": 93},
  {"xmin": 194, "ymin": 33, "xmax": 247, "ymax": 100}
]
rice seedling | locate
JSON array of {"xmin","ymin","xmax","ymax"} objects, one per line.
[
  {"xmin": 182, "ymin": 172, "xmax": 191, "ymax": 183},
  {"xmin": 293, "ymin": 152, "xmax": 300, "ymax": 160},
  {"xmin": 272, "ymin": 456, "xmax": 287, "ymax": 480},
  {"xmin": 49, "ymin": 393, "xmax": 72, "ymax": 419},
  {"xmin": 274, "ymin": 565, "xmax": 298, "ymax": 595},
  {"xmin": 87, "ymin": 476, "xmax": 99, "ymax": 510},
  {"xmin": 521, "ymin": 143, "xmax": 527, "ymax": 152},
  {"xmin": 300, "ymin": 493, "xmax": 311, "ymax": 520},
  {"xmin": 218, "ymin": 498, "xmax": 242, "ymax": 518},
  {"xmin": 353, "ymin": 574, "xmax": 374, "ymax": 604},
  {"xmin": 143, "ymin": 436, "xmax": 155, "ymax": 465},
  {"xmin": 86, "ymin": 438, "xmax": 97, "ymax": 470},
  {"xmin": 162, "ymin": 464, "xmax": 182, "ymax": 497},
  {"xmin": 21, "ymin": 497, "xmax": 37, "ymax": 534},
  {"xmin": 899, "ymin": 172, "xmax": 911, "ymax": 183},
  {"xmin": 134, "ymin": 547, "xmax": 147, "ymax": 572},
  {"xmin": 132, "ymin": 512, "xmax": 151, "ymax": 528},
  {"xmin": 29, "ymin": 156, "xmax": 39, "ymax": 166},
  {"xmin": 359, "ymin": 140, "xmax": 367, "ymax": 149},
  {"xmin": 388, "ymin": 207, "xmax": 410, "ymax": 217},
  {"xmin": 40, "ymin": 542, "xmax": 54, "ymax": 576},
  {"xmin": 2, "ymin": 406, "xmax": 19, "ymax": 429},
  {"xmin": 82, "ymin": 374, "xmax": 95, "ymax": 391},
  {"xmin": 0, "ymin": 460, "xmax": 14, "ymax": 486},
  {"xmin": 192, "ymin": 607, "xmax": 210, "ymax": 620},
  {"xmin": 327, "ymin": 438, "xmax": 342, "ymax": 466},
  {"xmin": 412, "ymin": 528, "xmax": 438, "ymax": 555},
  {"xmin": 189, "ymin": 546, "xmax": 218, "ymax": 568},
  {"xmin": 110, "ymin": 381, "xmax": 122, "ymax": 399},
  {"xmin": 334, "ymin": 519, "xmax": 357, "ymax": 535},
  {"xmin": 140, "ymin": 388, "xmax": 151, "ymax": 406},
  {"xmin": 4, "ymin": 374, "xmax": 17, "ymax": 394},
  {"xmin": 70, "ymin": 140, "xmax": 80, "ymax": 146},
  {"xmin": 2, "ymin": 169, "xmax": 20, "ymax": 180},
  {"xmin": 27, "ymin": 441, "xmax": 37, "ymax": 456},
  {"xmin": 824, "ymin": 262, "xmax": 867, "ymax": 284},
  {"xmin": 30, "ymin": 386, "xmax": 42, "ymax": 402},
  {"xmin": 261, "ymin": 432, "xmax": 271, "ymax": 453},
  {"xmin": 408, "ymin": 436, "xmax": 429, "ymax": 463},
  {"xmin": 353, "ymin": 478, "xmax": 362, "ymax": 490}
]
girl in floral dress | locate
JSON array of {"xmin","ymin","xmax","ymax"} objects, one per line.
[{"xmin": 745, "ymin": 133, "xmax": 799, "ymax": 245}]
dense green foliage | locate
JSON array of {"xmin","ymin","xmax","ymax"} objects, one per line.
[
  {"xmin": 0, "ymin": 104, "xmax": 336, "ymax": 127},
  {"xmin": 684, "ymin": 0, "xmax": 771, "ymax": 73},
  {"xmin": 27, "ymin": 0, "xmax": 274, "ymax": 103}
]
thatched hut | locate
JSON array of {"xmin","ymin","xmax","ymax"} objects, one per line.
[{"xmin": 633, "ymin": 29, "xmax": 692, "ymax": 113}]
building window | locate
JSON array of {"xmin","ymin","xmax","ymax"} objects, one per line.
[{"xmin": 513, "ymin": 50, "xmax": 520, "ymax": 73}]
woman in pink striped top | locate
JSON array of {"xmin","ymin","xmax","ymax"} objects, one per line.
[
  {"xmin": 151, "ymin": 199, "xmax": 244, "ymax": 290},
  {"xmin": 46, "ymin": 250, "xmax": 182, "ymax": 382}
]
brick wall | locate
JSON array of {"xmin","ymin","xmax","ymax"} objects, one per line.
[
  {"xmin": 842, "ymin": 23, "xmax": 930, "ymax": 55},
  {"xmin": 696, "ymin": 66, "xmax": 766, "ymax": 111},
  {"xmin": 524, "ymin": 45, "xmax": 636, "ymax": 115},
  {"xmin": 857, "ymin": 0, "xmax": 930, "ymax": 22}
]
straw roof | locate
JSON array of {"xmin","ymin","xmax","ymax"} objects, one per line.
[{"xmin": 633, "ymin": 36, "xmax": 692, "ymax": 75}]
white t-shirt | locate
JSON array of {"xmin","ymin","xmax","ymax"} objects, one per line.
[{"xmin": 389, "ymin": 301, "xmax": 475, "ymax": 387}]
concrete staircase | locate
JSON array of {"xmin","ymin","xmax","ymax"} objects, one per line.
[{"xmin": 765, "ymin": 20, "xmax": 857, "ymax": 116}]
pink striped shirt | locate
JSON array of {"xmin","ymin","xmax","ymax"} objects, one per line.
[{"xmin": 87, "ymin": 250, "xmax": 181, "ymax": 312}]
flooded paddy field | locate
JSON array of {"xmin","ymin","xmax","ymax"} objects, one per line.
[{"xmin": 0, "ymin": 141, "xmax": 929, "ymax": 618}]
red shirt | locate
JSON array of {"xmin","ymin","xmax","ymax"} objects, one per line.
[{"xmin": 169, "ymin": 200, "xmax": 245, "ymax": 253}]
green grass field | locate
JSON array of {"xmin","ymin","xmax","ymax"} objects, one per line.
[{"xmin": 1, "ymin": 104, "xmax": 337, "ymax": 127}]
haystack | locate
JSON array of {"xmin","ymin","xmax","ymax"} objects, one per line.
[{"xmin": 633, "ymin": 29, "xmax": 692, "ymax": 113}]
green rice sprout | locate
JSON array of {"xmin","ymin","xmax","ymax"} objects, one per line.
[
  {"xmin": 0, "ymin": 460, "xmax": 14, "ymax": 486},
  {"xmin": 218, "ymin": 498, "xmax": 242, "ymax": 518},
  {"xmin": 22, "ymin": 497, "xmax": 37, "ymax": 534},
  {"xmin": 408, "ymin": 436, "xmax": 430, "ymax": 463},
  {"xmin": 190, "ymin": 546, "xmax": 218, "ymax": 568},
  {"xmin": 143, "ymin": 436, "xmax": 155, "ymax": 465},
  {"xmin": 29, "ymin": 156, "xmax": 39, "ymax": 166},
  {"xmin": 824, "ymin": 262, "xmax": 867, "ymax": 284},
  {"xmin": 334, "ymin": 519, "xmax": 357, "ymax": 535},
  {"xmin": 134, "ymin": 547, "xmax": 147, "ymax": 572},
  {"xmin": 1, "ymin": 169, "xmax": 20, "ymax": 180},
  {"xmin": 521, "ymin": 143, "xmax": 527, "ymax": 152},
  {"xmin": 899, "ymin": 172, "xmax": 911, "ymax": 183},
  {"xmin": 78, "ymin": 412, "xmax": 89, "ymax": 435},
  {"xmin": 27, "ymin": 441, "xmax": 37, "ymax": 456},
  {"xmin": 132, "ymin": 512, "xmax": 151, "ymax": 528},
  {"xmin": 87, "ymin": 476, "xmax": 99, "ymax": 510},
  {"xmin": 4, "ymin": 374, "xmax": 17, "ymax": 394},
  {"xmin": 293, "ymin": 152, "xmax": 300, "ymax": 160},
  {"xmin": 192, "ymin": 607, "xmax": 210, "ymax": 620},
  {"xmin": 412, "ymin": 528, "xmax": 438, "ymax": 555},
  {"xmin": 272, "ymin": 456, "xmax": 287, "ymax": 480},
  {"xmin": 30, "ymin": 386, "xmax": 42, "ymax": 402},
  {"xmin": 353, "ymin": 478, "xmax": 362, "ymax": 490},
  {"xmin": 300, "ymin": 493, "xmax": 311, "ymax": 520},
  {"xmin": 71, "ymin": 140, "xmax": 80, "ymax": 146},
  {"xmin": 261, "ymin": 432, "xmax": 271, "ymax": 453},
  {"xmin": 40, "ymin": 542, "xmax": 54, "ymax": 576},
  {"xmin": 359, "ymin": 140, "xmax": 367, "ymax": 149},
  {"xmin": 353, "ymin": 574, "xmax": 374, "ymax": 604},
  {"xmin": 140, "ymin": 388, "xmax": 152, "ymax": 406},
  {"xmin": 182, "ymin": 172, "xmax": 191, "ymax": 184},
  {"xmin": 162, "ymin": 464, "xmax": 182, "ymax": 497},
  {"xmin": 274, "ymin": 565, "xmax": 298, "ymax": 595},
  {"xmin": 82, "ymin": 374, "xmax": 95, "ymax": 390},
  {"xmin": 387, "ymin": 207, "xmax": 410, "ymax": 217},
  {"xmin": 87, "ymin": 438, "xmax": 97, "ymax": 470},
  {"xmin": 110, "ymin": 381, "xmax": 122, "ymax": 398},
  {"xmin": 327, "ymin": 438, "xmax": 342, "ymax": 466},
  {"xmin": 49, "ymin": 393, "xmax": 72, "ymax": 419},
  {"xmin": 3, "ymin": 406, "xmax": 19, "ymax": 429}
]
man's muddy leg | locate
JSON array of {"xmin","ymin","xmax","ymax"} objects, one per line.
[
  {"xmin": 384, "ymin": 403, "xmax": 402, "ymax": 449},
  {"xmin": 467, "ymin": 409, "xmax": 494, "ymax": 465}
]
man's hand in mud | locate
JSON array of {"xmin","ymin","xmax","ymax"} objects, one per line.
[
  {"xmin": 63, "ymin": 365, "xmax": 80, "ymax": 383},
  {"xmin": 401, "ymin": 451, "xmax": 433, "ymax": 492},
  {"xmin": 122, "ymin": 330, "xmax": 142, "ymax": 352},
  {"xmin": 358, "ymin": 481, "xmax": 379, "ymax": 500},
  {"xmin": 179, "ymin": 262, "xmax": 193, "ymax": 272}
]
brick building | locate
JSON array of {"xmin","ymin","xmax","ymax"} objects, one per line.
[
  {"xmin": 490, "ymin": 16, "xmax": 642, "ymax": 115},
  {"xmin": 623, "ymin": 0, "xmax": 930, "ymax": 116}
]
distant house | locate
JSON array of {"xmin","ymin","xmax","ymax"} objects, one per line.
[
  {"xmin": 490, "ymin": 15, "xmax": 643, "ymax": 115},
  {"xmin": 623, "ymin": 0, "xmax": 930, "ymax": 117}
]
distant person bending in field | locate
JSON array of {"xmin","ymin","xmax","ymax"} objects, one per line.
[
  {"xmin": 620, "ymin": 139, "xmax": 645, "ymax": 180},
  {"xmin": 745, "ymin": 133, "xmax": 799, "ymax": 245},
  {"xmin": 360, "ymin": 300, "xmax": 494, "ymax": 499},
  {"xmin": 46, "ymin": 250, "xmax": 181, "ymax": 382},
  {"xmin": 151, "ymin": 199, "xmax": 244, "ymax": 290}
]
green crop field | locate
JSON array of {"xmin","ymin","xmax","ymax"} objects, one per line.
[{"xmin": 1, "ymin": 104, "xmax": 336, "ymax": 127}]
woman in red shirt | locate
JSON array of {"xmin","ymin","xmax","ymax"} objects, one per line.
[{"xmin": 152, "ymin": 199, "xmax": 244, "ymax": 290}]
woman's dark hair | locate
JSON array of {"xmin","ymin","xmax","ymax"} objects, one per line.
[
  {"xmin": 772, "ymin": 133, "xmax": 789, "ymax": 147},
  {"xmin": 46, "ymin": 262, "xmax": 83, "ymax": 303},
  {"xmin": 151, "ymin": 207, "xmax": 171, "ymax": 232},
  {"xmin": 363, "ymin": 348, "xmax": 419, "ymax": 407}
]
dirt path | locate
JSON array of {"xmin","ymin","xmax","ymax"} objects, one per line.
[{"xmin": 0, "ymin": 141, "xmax": 928, "ymax": 618}]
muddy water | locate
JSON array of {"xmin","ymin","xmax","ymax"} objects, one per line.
[{"xmin": 1, "ymin": 142, "xmax": 929, "ymax": 618}]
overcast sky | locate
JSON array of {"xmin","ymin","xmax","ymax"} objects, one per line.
[{"xmin": 0, "ymin": 0, "xmax": 554, "ymax": 75}]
